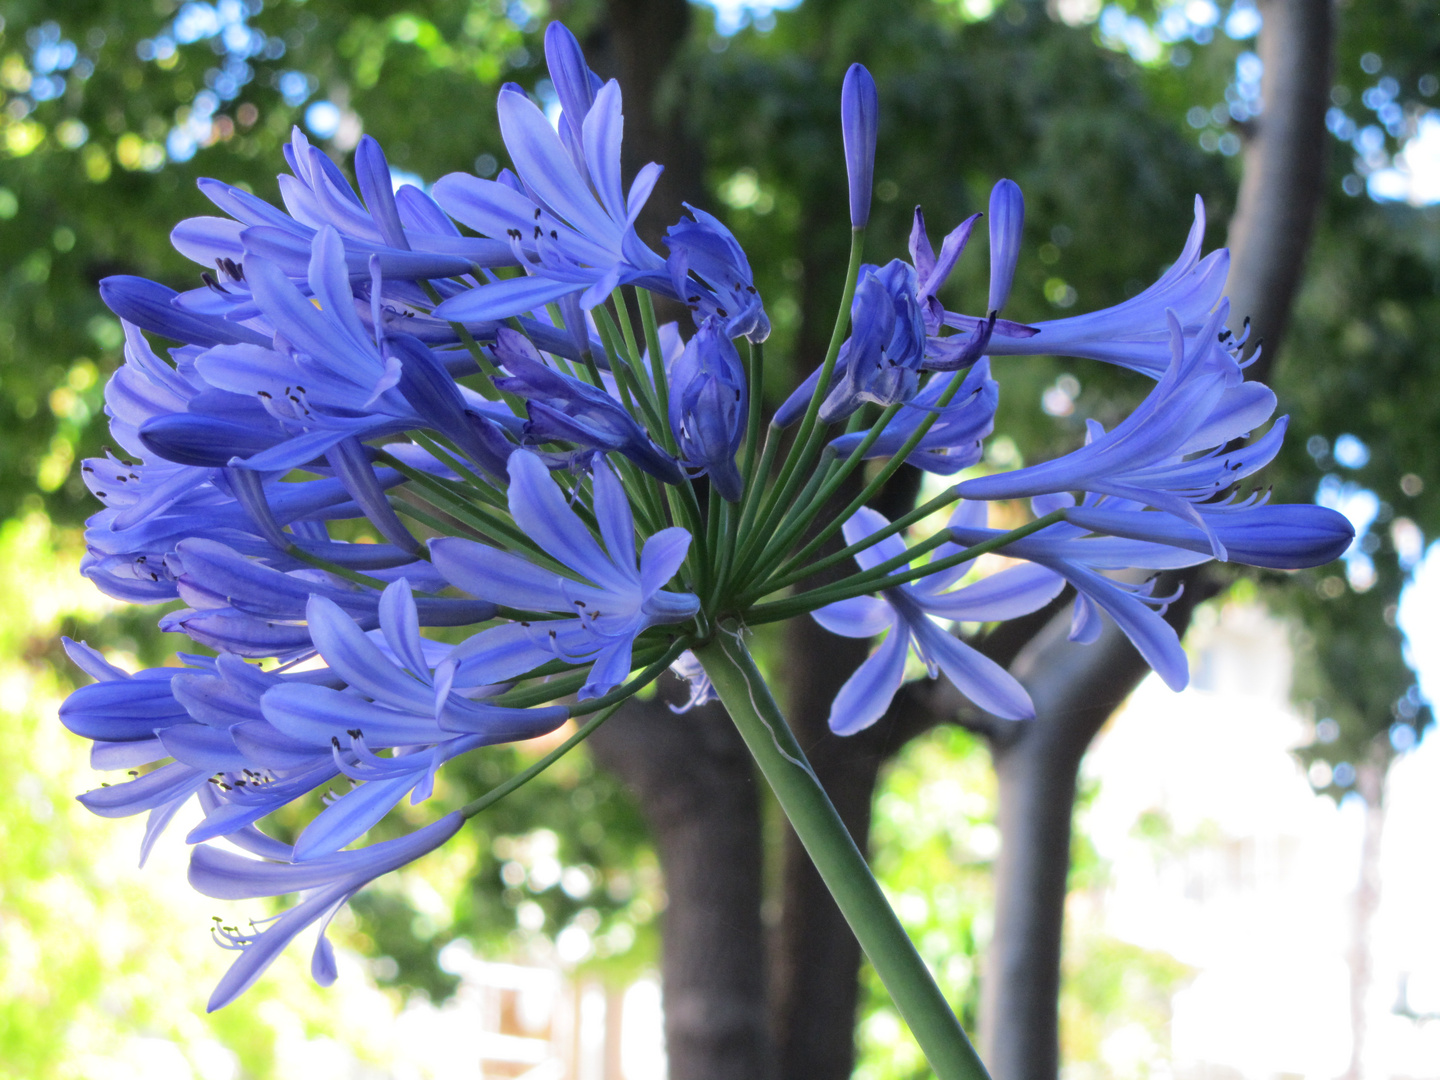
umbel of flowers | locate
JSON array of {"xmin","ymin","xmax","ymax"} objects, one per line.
[{"xmin": 60, "ymin": 23, "xmax": 1351, "ymax": 1077}]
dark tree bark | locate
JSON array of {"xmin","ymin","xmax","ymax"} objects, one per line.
[
  {"xmin": 588, "ymin": 694, "xmax": 775, "ymax": 1080},
  {"xmin": 978, "ymin": 3, "xmax": 1334, "ymax": 1076},
  {"xmin": 1223, "ymin": 0, "xmax": 1336, "ymax": 370},
  {"xmin": 768, "ymin": 470, "xmax": 922, "ymax": 1080}
]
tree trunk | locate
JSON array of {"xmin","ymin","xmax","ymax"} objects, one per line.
[
  {"xmin": 979, "ymin": 5, "xmax": 1333, "ymax": 1075},
  {"xmin": 1223, "ymin": 0, "xmax": 1335, "ymax": 366},
  {"xmin": 770, "ymin": 473, "xmax": 921, "ymax": 1080},
  {"xmin": 979, "ymin": 618, "xmax": 1151, "ymax": 1077},
  {"xmin": 588, "ymin": 694, "xmax": 776, "ymax": 1080},
  {"xmin": 582, "ymin": 7, "xmax": 780, "ymax": 1078}
]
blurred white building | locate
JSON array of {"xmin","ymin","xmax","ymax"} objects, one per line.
[{"xmin": 1081, "ymin": 602, "xmax": 1440, "ymax": 1080}]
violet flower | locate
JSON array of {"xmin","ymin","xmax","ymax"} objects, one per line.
[
  {"xmin": 812, "ymin": 505, "xmax": 1065, "ymax": 733},
  {"xmin": 431, "ymin": 451, "xmax": 699, "ymax": 698},
  {"xmin": 668, "ymin": 316, "xmax": 748, "ymax": 500},
  {"xmin": 958, "ymin": 304, "xmax": 1280, "ymax": 558},
  {"xmin": 190, "ymin": 812, "xmax": 466, "ymax": 1011},
  {"xmin": 841, "ymin": 64, "xmax": 879, "ymax": 228},
  {"xmin": 977, "ymin": 196, "xmax": 1231, "ymax": 377}
]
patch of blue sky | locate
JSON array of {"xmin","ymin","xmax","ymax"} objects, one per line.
[
  {"xmin": 693, "ymin": 0, "xmax": 803, "ymax": 37},
  {"xmin": 1317, "ymin": 474, "xmax": 1382, "ymax": 591},
  {"xmin": 1367, "ymin": 112, "xmax": 1440, "ymax": 206},
  {"xmin": 304, "ymin": 100, "xmax": 342, "ymax": 140}
]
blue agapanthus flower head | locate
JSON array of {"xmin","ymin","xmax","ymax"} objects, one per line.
[{"xmin": 57, "ymin": 19, "xmax": 1353, "ymax": 1015}]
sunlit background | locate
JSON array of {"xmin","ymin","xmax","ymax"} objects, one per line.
[{"xmin": 2, "ymin": 0, "xmax": 1438, "ymax": 1077}]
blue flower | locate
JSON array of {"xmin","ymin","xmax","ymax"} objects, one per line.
[
  {"xmin": 826, "ymin": 358, "xmax": 999, "ymax": 475},
  {"xmin": 492, "ymin": 327, "xmax": 683, "ymax": 483},
  {"xmin": 430, "ymin": 40, "xmax": 668, "ymax": 322},
  {"xmin": 190, "ymin": 811, "xmax": 466, "ymax": 1011},
  {"xmin": 667, "ymin": 316, "xmax": 748, "ymax": 500},
  {"xmin": 812, "ymin": 505, "xmax": 1065, "ymax": 733},
  {"xmin": 947, "ymin": 500, "xmax": 1216, "ymax": 691},
  {"xmin": 774, "ymin": 182, "xmax": 1035, "ymax": 427},
  {"xmin": 160, "ymin": 538, "xmax": 494, "ymax": 658},
  {"xmin": 958, "ymin": 304, "xmax": 1281, "ymax": 557},
  {"xmin": 666, "ymin": 204, "xmax": 770, "ymax": 342},
  {"xmin": 820, "ymin": 260, "xmax": 929, "ymax": 421},
  {"xmin": 171, "ymin": 127, "xmax": 511, "ymax": 291},
  {"xmin": 1061, "ymin": 502, "xmax": 1355, "ymax": 569},
  {"xmin": 431, "ymin": 451, "xmax": 699, "ymax": 699},
  {"xmin": 255, "ymin": 581, "xmax": 567, "ymax": 860},
  {"xmin": 841, "ymin": 64, "xmax": 879, "ymax": 228},
  {"xmin": 977, "ymin": 196, "xmax": 1231, "ymax": 377}
]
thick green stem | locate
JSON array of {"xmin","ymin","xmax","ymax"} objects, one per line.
[{"xmin": 694, "ymin": 630, "xmax": 991, "ymax": 1080}]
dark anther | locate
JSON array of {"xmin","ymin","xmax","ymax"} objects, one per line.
[
  {"xmin": 747, "ymin": 285, "xmax": 758, "ymax": 294},
  {"xmin": 534, "ymin": 208, "xmax": 542, "ymax": 219},
  {"xmin": 348, "ymin": 728, "xmax": 362, "ymax": 739},
  {"xmin": 331, "ymin": 736, "xmax": 341, "ymax": 749},
  {"xmin": 550, "ymin": 230, "xmax": 558, "ymax": 240},
  {"xmin": 534, "ymin": 225, "xmax": 543, "ymax": 239},
  {"xmin": 716, "ymin": 307, "xmax": 728, "ymax": 317},
  {"xmin": 257, "ymin": 390, "xmax": 271, "ymax": 399}
]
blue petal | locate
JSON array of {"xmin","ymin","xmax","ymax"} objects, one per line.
[
  {"xmin": 811, "ymin": 595, "xmax": 893, "ymax": 638},
  {"xmin": 306, "ymin": 595, "xmax": 433, "ymax": 711},
  {"xmin": 447, "ymin": 621, "xmax": 563, "ymax": 686},
  {"xmin": 379, "ymin": 579, "xmax": 430, "ymax": 677},
  {"xmin": 828, "ymin": 616, "xmax": 909, "ymax": 736},
  {"xmin": 261, "ymin": 683, "xmax": 451, "ymax": 746},
  {"xmin": 430, "ymin": 536, "xmax": 576, "ymax": 611},
  {"xmin": 508, "ymin": 450, "xmax": 631, "ymax": 592},
  {"xmin": 841, "ymin": 506, "xmax": 909, "ymax": 573},
  {"xmin": 593, "ymin": 457, "xmax": 637, "ymax": 570},
  {"xmin": 293, "ymin": 775, "xmax": 420, "ymax": 860},
  {"xmin": 582, "ymin": 80, "xmax": 627, "ymax": 222},
  {"xmin": 498, "ymin": 87, "xmax": 616, "ymax": 244},
  {"xmin": 918, "ymin": 563, "xmax": 1065, "ymax": 621},
  {"xmin": 639, "ymin": 528, "xmax": 691, "ymax": 597},
  {"xmin": 907, "ymin": 612, "xmax": 1034, "ymax": 720}
]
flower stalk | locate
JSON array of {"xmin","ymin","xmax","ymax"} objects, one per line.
[{"xmin": 694, "ymin": 629, "xmax": 991, "ymax": 1080}]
